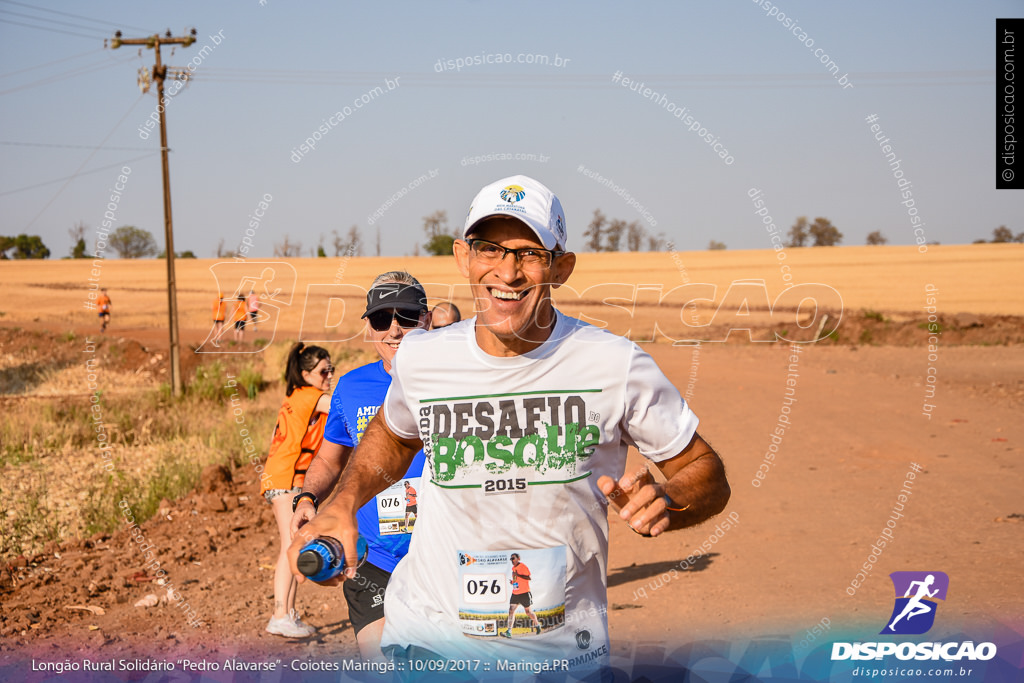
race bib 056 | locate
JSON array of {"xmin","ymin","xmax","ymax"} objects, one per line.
[{"xmin": 457, "ymin": 547, "xmax": 566, "ymax": 639}]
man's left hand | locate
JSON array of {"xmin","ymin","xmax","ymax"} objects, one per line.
[{"xmin": 597, "ymin": 467, "xmax": 668, "ymax": 537}]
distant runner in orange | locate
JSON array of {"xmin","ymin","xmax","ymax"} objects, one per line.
[
  {"xmin": 96, "ymin": 288, "xmax": 112, "ymax": 333},
  {"xmin": 211, "ymin": 292, "xmax": 227, "ymax": 347},
  {"xmin": 232, "ymin": 294, "xmax": 247, "ymax": 342}
]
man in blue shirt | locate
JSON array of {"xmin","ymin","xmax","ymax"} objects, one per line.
[{"xmin": 291, "ymin": 270, "xmax": 430, "ymax": 658}]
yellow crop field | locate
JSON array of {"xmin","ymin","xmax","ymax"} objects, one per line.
[{"xmin": 1, "ymin": 244, "xmax": 1020, "ymax": 343}]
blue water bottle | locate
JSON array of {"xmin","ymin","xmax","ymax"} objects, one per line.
[{"xmin": 297, "ymin": 536, "xmax": 368, "ymax": 582}]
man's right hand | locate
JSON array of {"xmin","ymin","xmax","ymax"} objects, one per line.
[{"xmin": 287, "ymin": 498, "xmax": 361, "ymax": 584}]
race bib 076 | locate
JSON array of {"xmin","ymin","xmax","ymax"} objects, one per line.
[{"xmin": 375, "ymin": 476, "xmax": 421, "ymax": 536}]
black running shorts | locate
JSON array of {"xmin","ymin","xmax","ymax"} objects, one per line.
[{"xmin": 343, "ymin": 561, "xmax": 391, "ymax": 634}]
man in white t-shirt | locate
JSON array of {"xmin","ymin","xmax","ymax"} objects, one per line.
[{"xmin": 290, "ymin": 175, "xmax": 731, "ymax": 672}]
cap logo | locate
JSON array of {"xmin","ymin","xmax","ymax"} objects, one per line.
[
  {"xmin": 555, "ymin": 215, "xmax": 565, "ymax": 240},
  {"xmin": 499, "ymin": 184, "xmax": 526, "ymax": 203}
]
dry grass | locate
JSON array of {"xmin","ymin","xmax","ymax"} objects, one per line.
[
  {"xmin": 0, "ymin": 371, "xmax": 274, "ymax": 559},
  {"xmin": 0, "ymin": 340, "xmax": 374, "ymax": 561}
]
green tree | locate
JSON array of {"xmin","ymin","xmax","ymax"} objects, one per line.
[
  {"xmin": 109, "ymin": 225, "xmax": 158, "ymax": 258},
  {"xmin": 422, "ymin": 210, "xmax": 457, "ymax": 256},
  {"xmin": 158, "ymin": 249, "xmax": 197, "ymax": 258},
  {"xmin": 787, "ymin": 216, "xmax": 809, "ymax": 247},
  {"xmin": 708, "ymin": 240, "xmax": 727, "ymax": 250},
  {"xmin": 0, "ymin": 234, "xmax": 50, "ymax": 259},
  {"xmin": 866, "ymin": 230, "xmax": 887, "ymax": 245},
  {"xmin": 991, "ymin": 225, "xmax": 1014, "ymax": 243},
  {"xmin": 809, "ymin": 217, "xmax": 842, "ymax": 246},
  {"xmin": 312, "ymin": 233, "xmax": 328, "ymax": 258},
  {"xmin": 424, "ymin": 234, "xmax": 455, "ymax": 256},
  {"xmin": 69, "ymin": 221, "xmax": 88, "ymax": 258}
]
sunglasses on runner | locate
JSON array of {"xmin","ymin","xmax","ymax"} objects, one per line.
[
  {"xmin": 319, "ymin": 365, "xmax": 334, "ymax": 378},
  {"xmin": 366, "ymin": 309, "xmax": 424, "ymax": 332}
]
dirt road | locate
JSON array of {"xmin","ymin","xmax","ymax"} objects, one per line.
[{"xmin": 2, "ymin": 341, "xmax": 1021, "ymax": 675}]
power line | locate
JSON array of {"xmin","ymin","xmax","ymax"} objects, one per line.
[
  {"xmin": 0, "ymin": 152, "xmax": 160, "ymax": 196},
  {"xmin": 0, "ymin": 0, "xmax": 151, "ymax": 33},
  {"xmin": 20, "ymin": 94, "xmax": 145, "ymax": 231},
  {"xmin": 0, "ymin": 140, "xmax": 155, "ymax": 151},
  {"xmin": 0, "ymin": 8, "xmax": 113, "ymax": 36},
  {"xmin": 194, "ymin": 66, "xmax": 990, "ymax": 81},
  {"xmin": 0, "ymin": 17, "xmax": 104, "ymax": 40},
  {"xmin": 189, "ymin": 76, "xmax": 992, "ymax": 90},
  {"xmin": 187, "ymin": 68, "xmax": 992, "ymax": 89},
  {"xmin": 0, "ymin": 53, "xmax": 135, "ymax": 95},
  {"xmin": 0, "ymin": 47, "xmax": 101, "ymax": 79}
]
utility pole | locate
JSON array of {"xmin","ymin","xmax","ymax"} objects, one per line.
[{"xmin": 109, "ymin": 29, "xmax": 196, "ymax": 397}]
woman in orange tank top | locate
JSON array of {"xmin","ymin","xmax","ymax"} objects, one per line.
[
  {"xmin": 211, "ymin": 293, "xmax": 227, "ymax": 346},
  {"xmin": 232, "ymin": 294, "xmax": 247, "ymax": 342},
  {"xmin": 262, "ymin": 342, "xmax": 333, "ymax": 638}
]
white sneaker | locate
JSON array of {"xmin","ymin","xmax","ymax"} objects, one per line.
[
  {"xmin": 290, "ymin": 610, "xmax": 317, "ymax": 636},
  {"xmin": 266, "ymin": 610, "xmax": 316, "ymax": 638}
]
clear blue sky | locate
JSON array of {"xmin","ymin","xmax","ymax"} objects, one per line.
[{"xmin": 0, "ymin": 1, "xmax": 1018, "ymax": 258}]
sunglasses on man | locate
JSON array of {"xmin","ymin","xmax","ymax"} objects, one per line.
[{"xmin": 367, "ymin": 309, "xmax": 424, "ymax": 332}]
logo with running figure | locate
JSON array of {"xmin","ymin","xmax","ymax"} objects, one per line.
[
  {"xmin": 500, "ymin": 184, "xmax": 526, "ymax": 203},
  {"xmin": 881, "ymin": 571, "xmax": 949, "ymax": 635}
]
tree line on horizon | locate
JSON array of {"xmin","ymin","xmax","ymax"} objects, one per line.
[
  {"xmin": 416, "ymin": 209, "xmax": 667, "ymax": 256},
  {"xmin": 4, "ymin": 219, "xmax": 1020, "ymax": 260}
]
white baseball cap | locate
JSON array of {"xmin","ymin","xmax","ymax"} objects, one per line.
[{"xmin": 462, "ymin": 175, "xmax": 567, "ymax": 251}]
